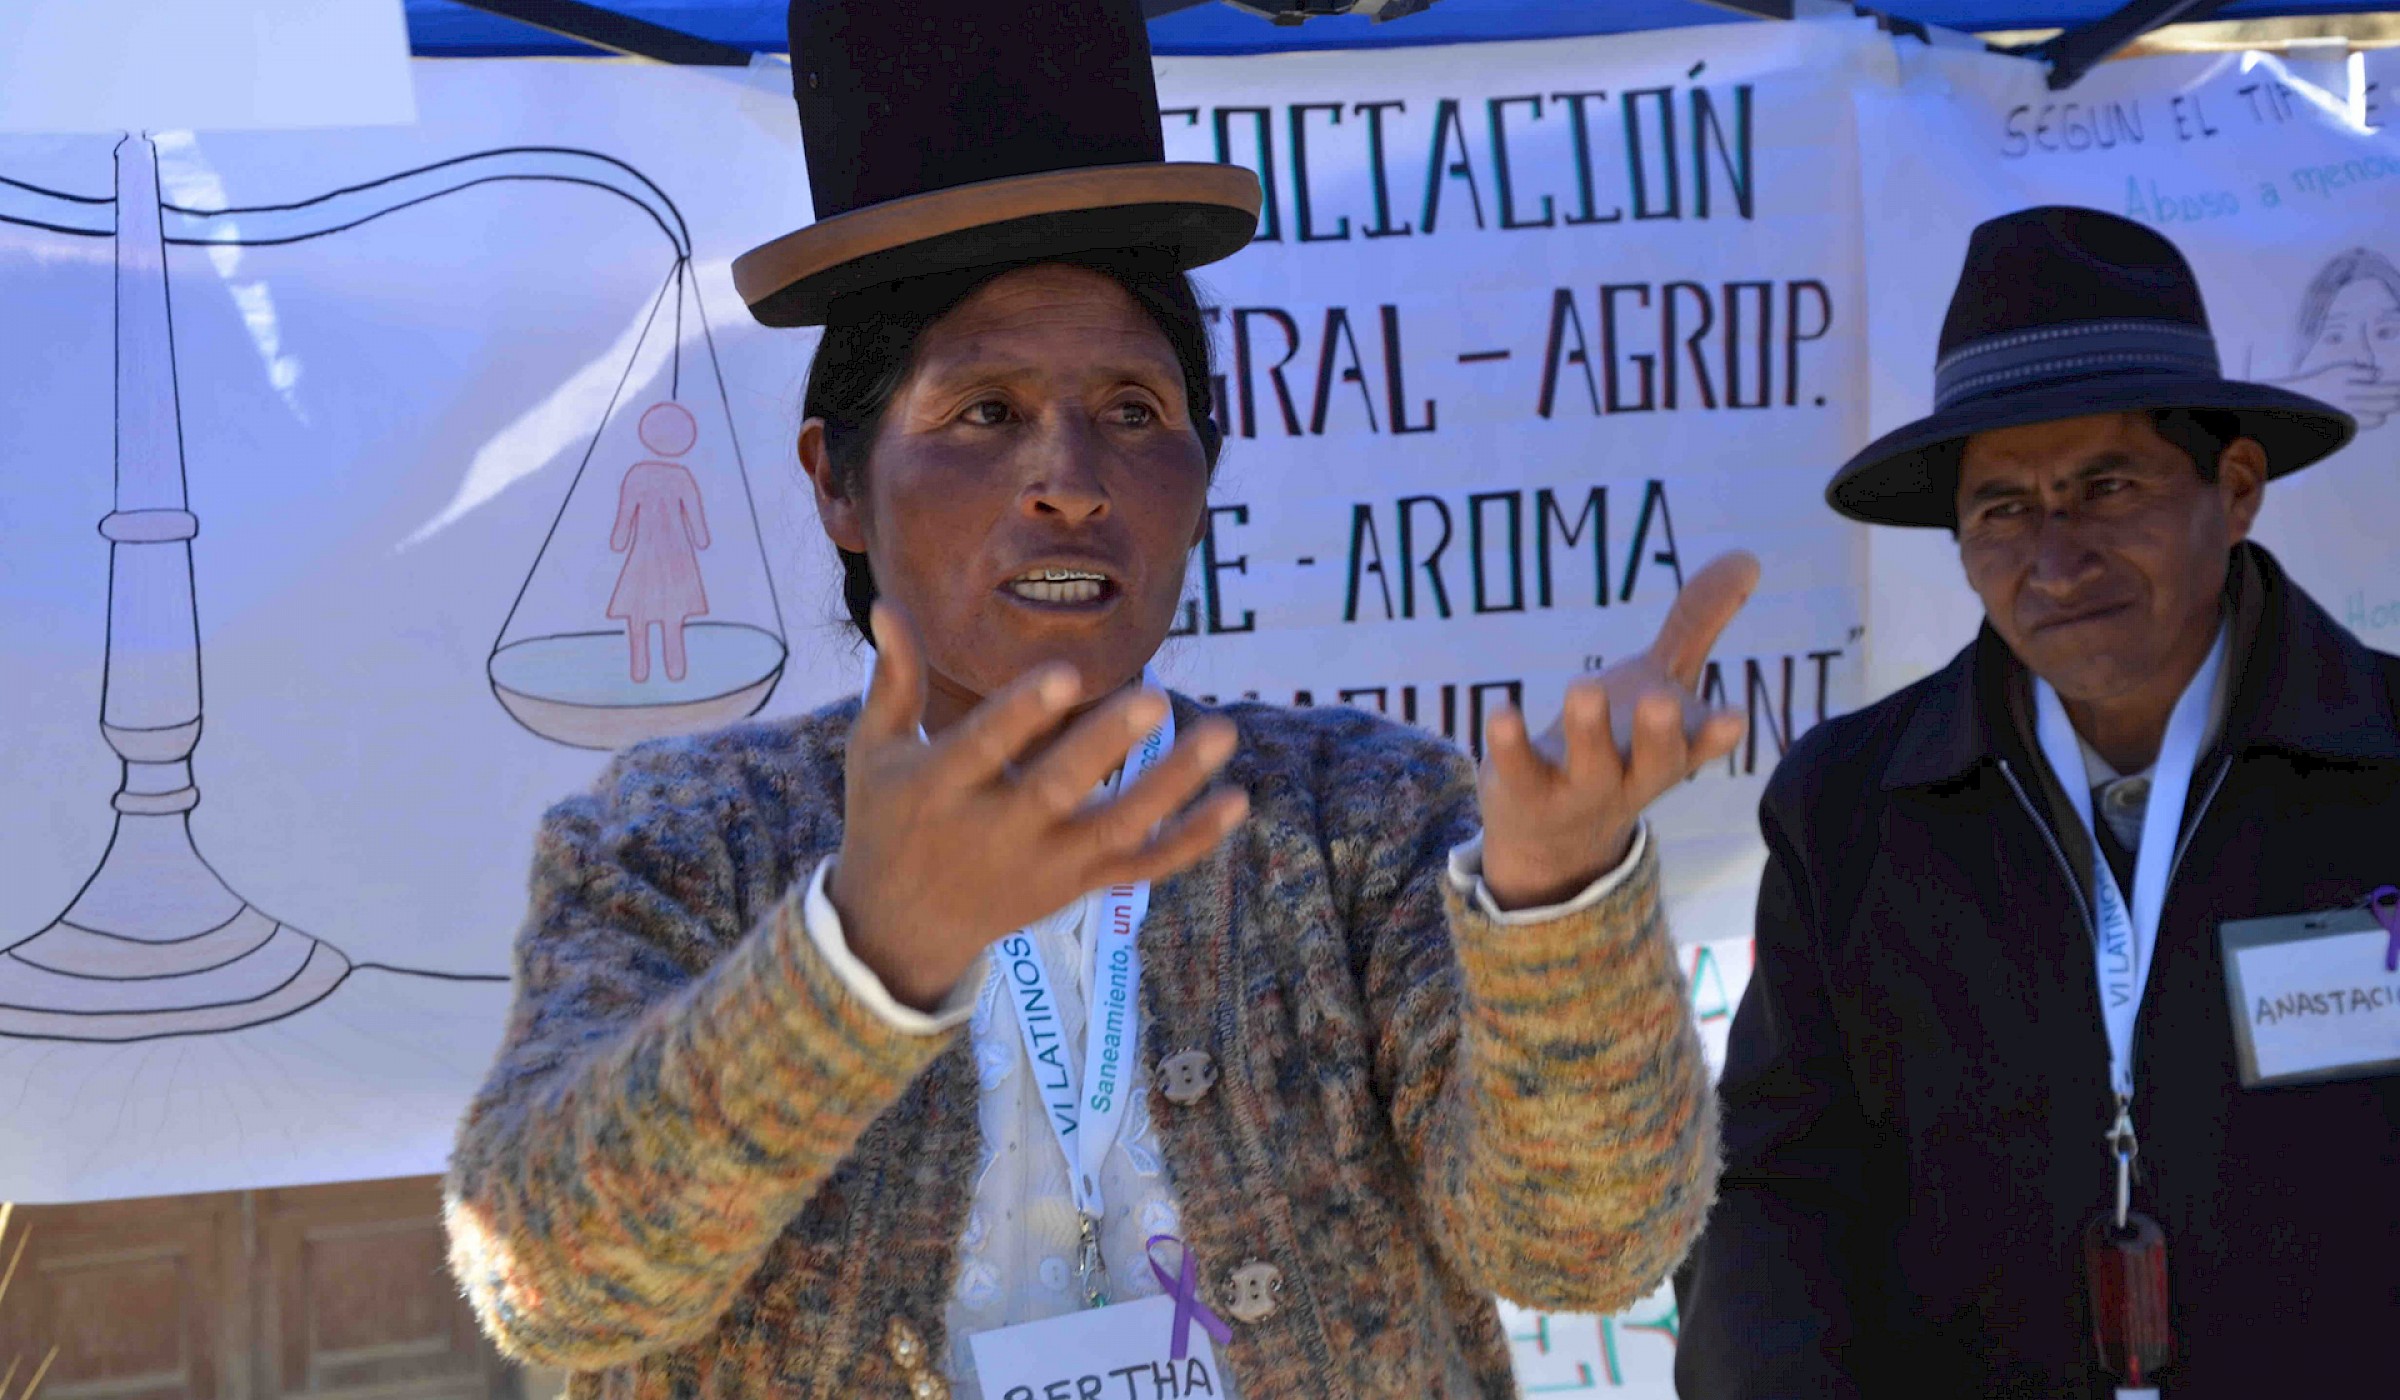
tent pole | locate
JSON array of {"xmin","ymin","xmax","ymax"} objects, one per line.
[
  {"xmin": 2018, "ymin": 0, "xmax": 2240, "ymax": 89},
  {"xmin": 1685, "ymin": 0, "xmax": 1798, "ymax": 18},
  {"xmin": 447, "ymin": 0, "xmax": 751, "ymax": 65}
]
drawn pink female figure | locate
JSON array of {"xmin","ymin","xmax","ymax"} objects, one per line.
[{"xmin": 608, "ymin": 402, "xmax": 711, "ymax": 683}]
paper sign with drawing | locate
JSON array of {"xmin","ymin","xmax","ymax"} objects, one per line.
[
  {"xmin": 1857, "ymin": 42, "xmax": 2400, "ymax": 696},
  {"xmin": 2264, "ymin": 246, "xmax": 2400, "ymax": 430}
]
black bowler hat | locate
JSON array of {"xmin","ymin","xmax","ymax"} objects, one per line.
[
  {"xmin": 733, "ymin": 0, "xmax": 1261, "ymax": 328},
  {"xmin": 1829, "ymin": 206, "xmax": 2355, "ymax": 528}
]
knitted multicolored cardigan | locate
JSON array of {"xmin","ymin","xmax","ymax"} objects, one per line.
[{"xmin": 445, "ymin": 695, "xmax": 1717, "ymax": 1398}]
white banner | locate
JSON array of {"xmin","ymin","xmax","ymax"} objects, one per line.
[
  {"xmin": 0, "ymin": 21, "xmax": 1864, "ymax": 1213},
  {"xmin": 1858, "ymin": 42, "xmax": 2400, "ymax": 694},
  {"xmin": 1150, "ymin": 18, "xmax": 1881, "ymax": 962}
]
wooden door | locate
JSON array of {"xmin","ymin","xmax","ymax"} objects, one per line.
[
  {"xmin": 1, "ymin": 1178, "xmax": 537, "ymax": 1400},
  {"xmin": 0, "ymin": 1191, "xmax": 244, "ymax": 1400}
]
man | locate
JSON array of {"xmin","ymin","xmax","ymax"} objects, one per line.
[{"xmin": 1676, "ymin": 206, "xmax": 2399, "ymax": 1398}]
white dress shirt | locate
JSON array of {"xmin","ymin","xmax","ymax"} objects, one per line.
[
  {"xmin": 2071, "ymin": 626, "xmax": 2234, "ymax": 857},
  {"xmin": 802, "ymin": 825, "xmax": 1648, "ymax": 1398}
]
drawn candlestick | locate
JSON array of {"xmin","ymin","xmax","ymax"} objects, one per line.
[
  {"xmin": 0, "ymin": 140, "xmax": 786, "ymax": 1043},
  {"xmin": 0, "ymin": 136, "xmax": 349, "ymax": 1041}
]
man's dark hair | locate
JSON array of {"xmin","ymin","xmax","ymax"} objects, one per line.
[
  {"xmin": 802, "ymin": 257, "xmax": 1224, "ymax": 638},
  {"xmin": 2149, "ymin": 406, "xmax": 2240, "ymax": 484}
]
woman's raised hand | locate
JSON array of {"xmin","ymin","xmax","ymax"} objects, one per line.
[
  {"xmin": 826, "ymin": 603, "xmax": 1251, "ymax": 1012},
  {"xmin": 1476, "ymin": 552, "xmax": 1761, "ymax": 910}
]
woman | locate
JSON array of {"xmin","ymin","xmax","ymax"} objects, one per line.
[
  {"xmin": 607, "ymin": 402, "xmax": 711, "ymax": 685},
  {"xmin": 445, "ymin": 4, "xmax": 1745, "ymax": 1396}
]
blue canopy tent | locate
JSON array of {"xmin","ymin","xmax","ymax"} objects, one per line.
[{"xmin": 403, "ymin": 0, "xmax": 2385, "ymax": 89}]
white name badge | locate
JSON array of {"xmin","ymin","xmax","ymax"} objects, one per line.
[
  {"xmin": 2220, "ymin": 907, "xmax": 2400, "ymax": 1088},
  {"xmin": 969, "ymin": 1296, "xmax": 1226, "ymax": 1400}
]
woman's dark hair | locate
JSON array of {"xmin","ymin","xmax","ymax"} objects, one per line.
[
  {"xmin": 2294, "ymin": 247, "xmax": 2400, "ymax": 363},
  {"xmin": 803, "ymin": 256, "xmax": 1223, "ymax": 637}
]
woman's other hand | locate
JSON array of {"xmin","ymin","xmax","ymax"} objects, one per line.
[
  {"xmin": 828, "ymin": 603, "xmax": 1250, "ymax": 1011},
  {"xmin": 1477, "ymin": 552, "xmax": 1760, "ymax": 910}
]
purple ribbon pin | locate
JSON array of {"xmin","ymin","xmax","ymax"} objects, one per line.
[
  {"xmin": 2370, "ymin": 885, "xmax": 2400, "ymax": 973},
  {"xmin": 1146, "ymin": 1234, "xmax": 1232, "ymax": 1361}
]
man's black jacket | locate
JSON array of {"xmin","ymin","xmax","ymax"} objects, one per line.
[{"xmin": 1677, "ymin": 545, "xmax": 2400, "ymax": 1397}]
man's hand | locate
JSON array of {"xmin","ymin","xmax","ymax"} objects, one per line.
[
  {"xmin": 1477, "ymin": 552, "xmax": 1759, "ymax": 910},
  {"xmin": 827, "ymin": 603, "xmax": 1249, "ymax": 1011}
]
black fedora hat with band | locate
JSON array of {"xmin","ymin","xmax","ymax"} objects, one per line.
[
  {"xmin": 733, "ymin": 0, "xmax": 1262, "ymax": 328},
  {"xmin": 1829, "ymin": 205, "xmax": 2356, "ymax": 529}
]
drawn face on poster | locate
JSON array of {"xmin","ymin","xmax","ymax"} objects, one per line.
[{"xmin": 2278, "ymin": 248, "xmax": 2400, "ymax": 429}]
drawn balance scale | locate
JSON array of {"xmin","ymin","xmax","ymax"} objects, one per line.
[
  {"xmin": 0, "ymin": 137, "xmax": 786, "ymax": 1041},
  {"xmin": 488, "ymin": 256, "xmax": 789, "ymax": 750}
]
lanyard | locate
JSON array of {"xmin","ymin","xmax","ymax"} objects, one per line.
[
  {"xmin": 2031, "ymin": 627, "xmax": 2225, "ymax": 1226},
  {"xmin": 989, "ymin": 669, "xmax": 1171, "ymax": 1306},
  {"xmin": 852, "ymin": 653, "xmax": 1173, "ymax": 1303}
]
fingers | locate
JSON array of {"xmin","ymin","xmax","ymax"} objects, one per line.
[
  {"xmin": 1025, "ymin": 691, "xmax": 1188, "ymax": 823},
  {"xmin": 1621, "ymin": 690, "xmax": 1693, "ymax": 802},
  {"xmin": 856, "ymin": 601, "xmax": 928, "ymax": 745},
  {"xmin": 933, "ymin": 659, "xmax": 1085, "ymax": 786},
  {"xmin": 1482, "ymin": 704, "xmax": 1555, "ymax": 798},
  {"xmin": 1558, "ymin": 681, "xmax": 1625, "ymax": 790},
  {"xmin": 2339, "ymin": 366, "xmax": 2400, "ymax": 404},
  {"xmin": 1648, "ymin": 551, "xmax": 1760, "ymax": 689},
  {"xmin": 1076, "ymin": 715, "xmax": 1238, "ymax": 845},
  {"xmin": 1689, "ymin": 710, "xmax": 1748, "ymax": 771},
  {"xmin": 1093, "ymin": 786, "xmax": 1252, "ymax": 887},
  {"xmin": 1621, "ymin": 697, "xmax": 1745, "ymax": 799}
]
